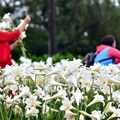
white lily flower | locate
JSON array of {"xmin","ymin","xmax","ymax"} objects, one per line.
[
  {"xmin": 25, "ymin": 95, "xmax": 41, "ymax": 108},
  {"xmin": 10, "ymin": 65, "xmax": 24, "ymax": 79},
  {"xmin": 46, "ymin": 69, "xmax": 60, "ymax": 76},
  {"xmin": 20, "ymin": 31, "xmax": 26, "ymax": 39},
  {"xmin": 96, "ymin": 75, "xmax": 109, "ymax": 87},
  {"xmin": 4, "ymin": 77, "xmax": 18, "ymax": 85},
  {"xmin": 73, "ymin": 88, "xmax": 83, "ymax": 105},
  {"xmin": 109, "ymin": 78, "xmax": 120, "ymax": 85},
  {"xmin": 19, "ymin": 56, "xmax": 32, "ymax": 64},
  {"xmin": 106, "ymin": 64, "xmax": 120, "ymax": 74},
  {"xmin": 64, "ymin": 110, "xmax": 77, "ymax": 120},
  {"xmin": 12, "ymin": 86, "xmax": 31, "ymax": 101},
  {"xmin": 6, "ymin": 96, "xmax": 14, "ymax": 104},
  {"xmin": 66, "ymin": 75, "xmax": 78, "ymax": 87},
  {"xmin": 100, "ymin": 85, "xmax": 110, "ymax": 95},
  {"xmin": 79, "ymin": 114, "xmax": 85, "ymax": 120},
  {"xmin": 14, "ymin": 105, "xmax": 22, "ymax": 114},
  {"xmin": 33, "ymin": 86, "xmax": 45, "ymax": 99},
  {"xmin": 90, "ymin": 63, "xmax": 101, "ymax": 71},
  {"xmin": 49, "ymin": 80, "xmax": 66, "ymax": 87},
  {"xmin": 107, "ymin": 108, "xmax": 120, "ymax": 120},
  {"xmin": 19, "ymin": 86, "xmax": 31, "ymax": 97},
  {"xmin": 36, "ymin": 75, "xmax": 44, "ymax": 86},
  {"xmin": 0, "ymin": 22, "xmax": 11, "ymax": 30},
  {"xmin": 87, "ymin": 93, "xmax": 104, "ymax": 107},
  {"xmin": 79, "ymin": 111, "xmax": 97, "ymax": 119},
  {"xmin": 25, "ymin": 107, "xmax": 39, "ymax": 118},
  {"xmin": 112, "ymin": 90, "xmax": 120, "ymax": 102},
  {"xmin": 60, "ymin": 98, "xmax": 76, "ymax": 111},
  {"xmin": 0, "ymin": 94, "xmax": 5, "ymax": 101},
  {"xmin": 101, "ymin": 102, "xmax": 114, "ymax": 117},
  {"xmin": 8, "ymin": 84, "xmax": 18, "ymax": 95},
  {"xmin": 91, "ymin": 110, "xmax": 103, "ymax": 120},
  {"xmin": 81, "ymin": 75, "xmax": 92, "ymax": 92},
  {"xmin": 46, "ymin": 57, "xmax": 53, "ymax": 67},
  {"xmin": 45, "ymin": 89, "xmax": 67, "ymax": 101},
  {"xmin": 2, "ymin": 65, "xmax": 11, "ymax": 76},
  {"xmin": 2, "ymin": 13, "xmax": 11, "ymax": 21}
]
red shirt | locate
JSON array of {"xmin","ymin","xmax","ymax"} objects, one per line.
[{"xmin": 0, "ymin": 29, "xmax": 20, "ymax": 68}]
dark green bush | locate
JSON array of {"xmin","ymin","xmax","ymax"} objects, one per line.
[{"xmin": 27, "ymin": 52, "xmax": 83, "ymax": 63}]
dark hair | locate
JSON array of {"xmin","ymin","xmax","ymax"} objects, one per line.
[{"xmin": 100, "ymin": 35, "xmax": 115, "ymax": 46}]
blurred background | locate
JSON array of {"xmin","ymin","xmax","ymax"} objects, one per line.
[{"xmin": 0, "ymin": 0, "xmax": 120, "ymax": 62}]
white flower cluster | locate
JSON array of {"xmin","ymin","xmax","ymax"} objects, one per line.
[
  {"xmin": 0, "ymin": 13, "xmax": 28, "ymax": 39},
  {"xmin": 0, "ymin": 13, "xmax": 12, "ymax": 31},
  {"xmin": 0, "ymin": 57, "xmax": 120, "ymax": 120}
]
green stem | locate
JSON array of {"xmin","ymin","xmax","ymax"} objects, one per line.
[
  {"xmin": 109, "ymin": 85, "xmax": 112, "ymax": 101},
  {"xmin": 77, "ymin": 105, "xmax": 79, "ymax": 120},
  {"xmin": 20, "ymin": 42, "xmax": 27, "ymax": 58},
  {"xmin": 0, "ymin": 108, "xmax": 4, "ymax": 120},
  {"xmin": 8, "ymin": 103, "xmax": 14, "ymax": 120},
  {"xmin": 85, "ymin": 106, "xmax": 87, "ymax": 112}
]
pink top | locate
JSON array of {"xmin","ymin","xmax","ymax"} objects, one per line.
[{"xmin": 96, "ymin": 44, "xmax": 120, "ymax": 64}]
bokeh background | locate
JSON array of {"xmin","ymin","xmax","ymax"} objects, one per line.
[{"xmin": 0, "ymin": 0, "xmax": 120, "ymax": 61}]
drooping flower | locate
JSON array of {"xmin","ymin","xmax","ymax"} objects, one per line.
[
  {"xmin": 13, "ymin": 86, "xmax": 31, "ymax": 101},
  {"xmin": 79, "ymin": 110, "xmax": 97, "ymax": 119},
  {"xmin": 66, "ymin": 75, "xmax": 78, "ymax": 87},
  {"xmin": 86, "ymin": 92, "xmax": 104, "ymax": 107},
  {"xmin": 45, "ymin": 89, "xmax": 67, "ymax": 101},
  {"xmin": 107, "ymin": 108, "xmax": 120, "ymax": 120},
  {"xmin": 49, "ymin": 80, "xmax": 66, "ymax": 87},
  {"xmin": 64, "ymin": 110, "xmax": 77, "ymax": 120}
]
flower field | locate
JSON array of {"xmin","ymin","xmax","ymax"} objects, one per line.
[{"xmin": 0, "ymin": 56, "xmax": 120, "ymax": 120}]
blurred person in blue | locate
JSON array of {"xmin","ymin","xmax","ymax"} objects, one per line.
[{"xmin": 94, "ymin": 35, "xmax": 120, "ymax": 66}]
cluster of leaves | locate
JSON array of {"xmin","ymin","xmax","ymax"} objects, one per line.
[{"xmin": 27, "ymin": 52, "xmax": 83, "ymax": 63}]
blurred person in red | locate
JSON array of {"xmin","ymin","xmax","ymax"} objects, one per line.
[{"xmin": 0, "ymin": 15, "xmax": 31, "ymax": 68}]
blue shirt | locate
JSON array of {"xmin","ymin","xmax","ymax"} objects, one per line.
[{"xmin": 94, "ymin": 47, "xmax": 114, "ymax": 66}]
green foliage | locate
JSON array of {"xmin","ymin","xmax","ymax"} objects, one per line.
[{"xmin": 27, "ymin": 52, "xmax": 83, "ymax": 63}]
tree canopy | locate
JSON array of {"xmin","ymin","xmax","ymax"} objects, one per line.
[{"xmin": 0, "ymin": 0, "xmax": 120, "ymax": 59}]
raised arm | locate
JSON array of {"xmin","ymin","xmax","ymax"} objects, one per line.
[
  {"xmin": 0, "ymin": 15, "xmax": 31, "ymax": 42},
  {"xmin": 17, "ymin": 15, "xmax": 31, "ymax": 33}
]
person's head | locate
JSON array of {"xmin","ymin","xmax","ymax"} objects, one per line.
[{"xmin": 100, "ymin": 35, "xmax": 116, "ymax": 48}]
